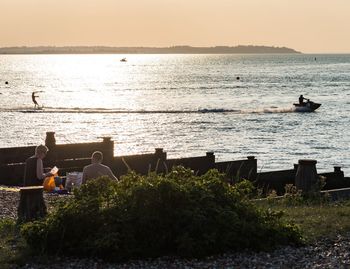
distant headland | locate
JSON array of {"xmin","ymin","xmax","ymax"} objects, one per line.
[{"xmin": 0, "ymin": 45, "xmax": 300, "ymax": 54}]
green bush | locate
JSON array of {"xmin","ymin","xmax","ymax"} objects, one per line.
[
  {"xmin": 21, "ymin": 167, "xmax": 303, "ymax": 261},
  {"xmin": 0, "ymin": 219, "xmax": 30, "ymax": 267}
]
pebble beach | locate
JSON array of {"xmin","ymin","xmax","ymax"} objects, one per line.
[{"xmin": 1, "ymin": 187, "xmax": 350, "ymax": 269}]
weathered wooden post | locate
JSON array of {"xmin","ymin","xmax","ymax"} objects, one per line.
[
  {"xmin": 45, "ymin": 131, "xmax": 56, "ymax": 147},
  {"xmin": 246, "ymin": 156, "xmax": 257, "ymax": 181},
  {"xmin": 17, "ymin": 186, "xmax": 47, "ymax": 223},
  {"xmin": 155, "ymin": 148, "xmax": 167, "ymax": 160},
  {"xmin": 102, "ymin": 137, "xmax": 114, "ymax": 167},
  {"xmin": 206, "ymin": 151, "xmax": 215, "ymax": 160},
  {"xmin": 334, "ymin": 166, "xmax": 344, "ymax": 179},
  {"xmin": 45, "ymin": 131, "xmax": 57, "ymax": 167},
  {"xmin": 206, "ymin": 152, "xmax": 215, "ymax": 169},
  {"xmin": 154, "ymin": 148, "xmax": 167, "ymax": 173},
  {"xmin": 295, "ymin": 159, "xmax": 318, "ymax": 193}
]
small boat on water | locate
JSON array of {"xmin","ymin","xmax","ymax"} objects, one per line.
[
  {"xmin": 293, "ymin": 100, "xmax": 321, "ymax": 112},
  {"xmin": 120, "ymin": 58, "xmax": 127, "ymax": 62}
]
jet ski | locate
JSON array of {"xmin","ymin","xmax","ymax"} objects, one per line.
[{"xmin": 293, "ymin": 100, "xmax": 321, "ymax": 112}]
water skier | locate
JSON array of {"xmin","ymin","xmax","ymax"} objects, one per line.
[{"xmin": 32, "ymin": 91, "xmax": 40, "ymax": 109}]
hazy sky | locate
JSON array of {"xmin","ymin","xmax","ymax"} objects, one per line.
[{"xmin": 1, "ymin": 0, "xmax": 349, "ymax": 53}]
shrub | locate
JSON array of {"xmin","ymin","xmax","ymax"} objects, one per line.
[
  {"xmin": 21, "ymin": 167, "xmax": 303, "ymax": 261},
  {"xmin": 281, "ymin": 179, "xmax": 330, "ymax": 206},
  {"xmin": 0, "ymin": 219, "xmax": 30, "ymax": 267}
]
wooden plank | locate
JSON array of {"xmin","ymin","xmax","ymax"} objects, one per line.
[
  {"xmin": 52, "ymin": 143, "xmax": 107, "ymax": 160},
  {"xmin": 215, "ymin": 159, "xmax": 257, "ymax": 181},
  {"xmin": 0, "ymin": 146, "xmax": 36, "ymax": 164}
]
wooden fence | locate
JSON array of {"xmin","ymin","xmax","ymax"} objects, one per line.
[
  {"xmin": 0, "ymin": 132, "xmax": 347, "ymax": 191},
  {"xmin": 0, "ymin": 132, "xmax": 256, "ymax": 186}
]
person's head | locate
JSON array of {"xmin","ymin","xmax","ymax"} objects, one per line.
[
  {"xmin": 91, "ymin": 151, "xmax": 103, "ymax": 164},
  {"xmin": 35, "ymin": 144, "xmax": 49, "ymax": 159}
]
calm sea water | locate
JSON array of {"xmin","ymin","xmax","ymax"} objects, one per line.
[{"xmin": 0, "ymin": 54, "xmax": 349, "ymax": 174}]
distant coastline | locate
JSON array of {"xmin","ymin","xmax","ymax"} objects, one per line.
[{"xmin": 0, "ymin": 45, "xmax": 300, "ymax": 54}]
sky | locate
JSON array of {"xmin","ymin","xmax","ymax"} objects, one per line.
[{"xmin": 1, "ymin": 0, "xmax": 349, "ymax": 53}]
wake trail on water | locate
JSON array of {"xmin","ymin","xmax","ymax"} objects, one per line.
[{"xmin": 1, "ymin": 106, "xmax": 296, "ymax": 114}]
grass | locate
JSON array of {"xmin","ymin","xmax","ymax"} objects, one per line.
[
  {"xmin": 256, "ymin": 199, "xmax": 350, "ymax": 242},
  {"xmin": 0, "ymin": 219, "xmax": 30, "ymax": 269}
]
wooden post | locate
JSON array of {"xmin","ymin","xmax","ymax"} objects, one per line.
[
  {"xmin": 17, "ymin": 186, "xmax": 47, "ymax": 223},
  {"xmin": 153, "ymin": 148, "xmax": 167, "ymax": 173},
  {"xmin": 155, "ymin": 148, "xmax": 167, "ymax": 160},
  {"xmin": 45, "ymin": 131, "xmax": 56, "ymax": 167},
  {"xmin": 45, "ymin": 131, "xmax": 56, "ymax": 147},
  {"xmin": 295, "ymin": 159, "xmax": 318, "ymax": 193},
  {"xmin": 246, "ymin": 156, "xmax": 257, "ymax": 180},
  {"xmin": 206, "ymin": 152, "xmax": 216, "ymax": 170},
  {"xmin": 206, "ymin": 152, "xmax": 215, "ymax": 159},
  {"xmin": 334, "ymin": 166, "xmax": 344, "ymax": 178},
  {"xmin": 102, "ymin": 137, "xmax": 114, "ymax": 167}
]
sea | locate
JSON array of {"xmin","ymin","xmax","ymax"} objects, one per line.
[{"xmin": 0, "ymin": 54, "xmax": 349, "ymax": 174}]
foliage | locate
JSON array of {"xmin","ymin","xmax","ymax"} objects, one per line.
[
  {"xmin": 21, "ymin": 167, "xmax": 303, "ymax": 261},
  {"xmin": 281, "ymin": 177, "xmax": 330, "ymax": 206},
  {"xmin": 263, "ymin": 175, "xmax": 330, "ymax": 207},
  {"xmin": 0, "ymin": 219, "xmax": 30, "ymax": 268},
  {"xmin": 282, "ymin": 184, "xmax": 304, "ymax": 206}
]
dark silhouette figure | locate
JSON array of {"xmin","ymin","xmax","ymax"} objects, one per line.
[
  {"xmin": 32, "ymin": 92, "xmax": 39, "ymax": 109},
  {"xmin": 299, "ymin": 95, "xmax": 307, "ymax": 105},
  {"xmin": 5, "ymin": 81, "xmax": 8, "ymax": 85}
]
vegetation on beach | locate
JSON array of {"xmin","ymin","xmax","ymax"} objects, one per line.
[
  {"xmin": 0, "ymin": 219, "xmax": 29, "ymax": 268},
  {"xmin": 267, "ymin": 201, "xmax": 350, "ymax": 242},
  {"xmin": 2, "ymin": 167, "xmax": 350, "ymax": 265},
  {"xmin": 257, "ymin": 183, "xmax": 350, "ymax": 242},
  {"xmin": 20, "ymin": 167, "xmax": 302, "ymax": 261}
]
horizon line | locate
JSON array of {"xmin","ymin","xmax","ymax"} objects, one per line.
[
  {"xmin": 0, "ymin": 45, "xmax": 301, "ymax": 55},
  {"xmin": 0, "ymin": 45, "xmax": 349, "ymax": 54}
]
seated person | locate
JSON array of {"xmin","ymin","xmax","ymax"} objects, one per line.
[
  {"xmin": 299, "ymin": 95, "xmax": 307, "ymax": 105},
  {"xmin": 82, "ymin": 151, "xmax": 118, "ymax": 184},
  {"xmin": 23, "ymin": 144, "xmax": 53, "ymax": 186},
  {"xmin": 43, "ymin": 170, "xmax": 64, "ymax": 192}
]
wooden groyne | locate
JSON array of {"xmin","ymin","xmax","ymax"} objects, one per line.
[
  {"xmin": 0, "ymin": 132, "xmax": 256, "ymax": 186},
  {"xmin": 0, "ymin": 132, "xmax": 347, "ymax": 193}
]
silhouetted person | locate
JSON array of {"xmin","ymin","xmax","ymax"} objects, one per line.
[
  {"xmin": 24, "ymin": 145, "xmax": 53, "ymax": 186},
  {"xmin": 32, "ymin": 91, "xmax": 39, "ymax": 109},
  {"xmin": 5, "ymin": 81, "xmax": 8, "ymax": 85},
  {"xmin": 299, "ymin": 95, "xmax": 307, "ymax": 105},
  {"xmin": 82, "ymin": 151, "xmax": 118, "ymax": 184}
]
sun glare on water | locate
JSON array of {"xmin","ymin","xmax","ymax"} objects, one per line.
[{"xmin": 38, "ymin": 54, "xmax": 164, "ymax": 111}]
